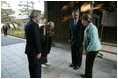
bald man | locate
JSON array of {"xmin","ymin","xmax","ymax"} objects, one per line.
[{"xmin": 39, "ymin": 21, "xmax": 55, "ymax": 68}]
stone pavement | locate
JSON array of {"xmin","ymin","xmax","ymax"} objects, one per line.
[
  {"xmin": 1, "ymin": 34, "xmax": 117, "ymax": 78},
  {"xmin": 1, "ymin": 35, "xmax": 25, "ymax": 46}
]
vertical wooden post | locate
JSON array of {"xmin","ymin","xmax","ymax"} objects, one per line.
[
  {"xmin": 100, "ymin": 11, "xmax": 107, "ymax": 41},
  {"xmin": 44, "ymin": 1, "xmax": 48, "ymax": 21},
  {"xmin": 89, "ymin": 1, "xmax": 93, "ymax": 15}
]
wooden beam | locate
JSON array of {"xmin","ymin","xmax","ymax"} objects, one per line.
[
  {"xmin": 101, "ymin": 42, "xmax": 117, "ymax": 47},
  {"xmin": 100, "ymin": 50, "xmax": 117, "ymax": 55}
]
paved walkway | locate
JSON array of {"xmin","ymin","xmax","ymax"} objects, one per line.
[
  {"xmin": 1, "ymin": 34, "xmax": 117, "ymax": 78},
  {"xmin": 1, "ymin": 35, "xmax": 25, "ymax": 46}
]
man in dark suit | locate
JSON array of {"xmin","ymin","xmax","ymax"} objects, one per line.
[
  {"xmin": 24, "ymin": 10, "xmax": 42, "ymax": 78},
  {"xmin": 39, "ymin": 21, "xmax": 55, "ymax": 68},
  {"xmin": 3, "ymin": 24, "xmax": 8, "ymax": 36},
  {"xmin": 68, "ymin": 10, "xmax": 84, "ymax": 70}
]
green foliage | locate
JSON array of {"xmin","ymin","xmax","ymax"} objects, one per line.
[
  {"xmin": 1, "ymin": 1, "xmax": 15, "ymax": 24},
  {"xmin": 1, "ymin": 8, "xmax": 15, "ymax": 23},
  {"xmin": 18, "ymin": 1, "xmax": 34, "ymax": 15},
  {"xmin": 1, "ymin": 27, "xmax": 25, "ymax": 39},
  {"xmin": 1, "ymin": 1, "xmax": 29, "ymax": 29}
]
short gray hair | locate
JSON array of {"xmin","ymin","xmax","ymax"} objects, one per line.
[
  {"xmin": 72, "ymin": 10, "xmax": 79, "ymax": 15},
  {"xmin": 29, "ymin": 10, "xmax": 41, "ymax": 19}
]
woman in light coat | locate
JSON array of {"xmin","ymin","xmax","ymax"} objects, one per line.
[{"xmin": 81, "ymin": 14, "xmax": 102, "ymax": 78}]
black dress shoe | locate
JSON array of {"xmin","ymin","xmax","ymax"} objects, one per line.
[
  {"xmin": 73, "ymin": 65, "xmax": 80, "ymax": 70},
  {"xmin": 81, "ymin": 74, "xmax": 92, "ymax": 78},
  {"xmin": 69, "ymin": 64, "xmax": 75, "ymax": 67},
  {"xmin": 80, "ymin": 74, "xmax": 86, "ymax": 78}
]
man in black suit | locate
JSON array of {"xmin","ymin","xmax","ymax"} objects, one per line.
[
  {"xmin": 24, "ymin": 10, "xmax": 42, "ymax": 78},
  {"xmin": 68, "ymin": 10, "xmax": 84, "ymax": 70},
  {"xmin": 3, "ymin": 24, "xmax": 8, "ymax": 36}
]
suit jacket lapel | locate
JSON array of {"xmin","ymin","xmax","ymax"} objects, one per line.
[
  {"xmin": 71, "ymin": 20, "xmax": 74, "ymax": 32},
  {"xmin": 76, "ymin": 19, "xmax": 81, "ymax": 31},
  {"xmin": 74, "ymin": 19, "xmax": 79, "ymax": 32}
]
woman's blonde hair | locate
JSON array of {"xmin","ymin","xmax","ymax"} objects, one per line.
[{"xmin": 82, "ymin": 14, "xmax": 92, "ymax": 23}]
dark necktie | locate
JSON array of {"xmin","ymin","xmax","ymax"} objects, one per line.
[{"xmin": 74, "ymin": 20, "xmax": 77, "ymax": 31}]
